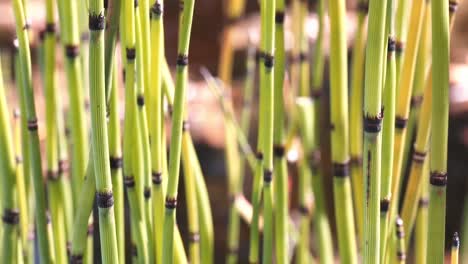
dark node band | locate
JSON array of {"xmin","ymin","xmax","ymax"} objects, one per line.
[
  {"xmin": 311, "ymin": 89, "xmax": 322, "ymax": 99},
  {"xmin": 137, "ymin": 95, "xmax": 145, "ymax": 106},
  {"xmin": 412, "ymin": 150, "xmax": 426, "ymax": 164},
  {"xmin": 2, "ymin": 209, "xmax": 20, "ymax": 225},
  {"xmin": 228, "ymin": 247, "xmax": 239, "ymax": 254},
  {"xmin": 333, "ymin": 161, "xmax": 350, "ymax": 177},
  {"xmin": 363, "ymin": 112, "xmax": 383, "ymax": 133},
  {"xmin": 104, "ymin": 0, "xmax": 109, "ymax": 9},
  {"xmin": 178, "ymin": 0, "xmax": 184, "ymax": 11},
  {"xmin": 298, "ymin": 205, "xmax": 309, "ymax": 216},
  {"xmin": 357, "ymin": 2, "xmax": 369, "ymax": 13},
  {"xmin": 23, "ymin": 21, "xmax": 30, "ymax": 30},
  {"xmin": 449, "ymin": 1, "xmax": 458, "ymax": 13},
  {"xmin": 182, "ymin": 120, "xmax": 190, "ymax": 132},
  {"xmin": 151, "ymin": 2, "xmax": 163, "ymax": 16},
  {"xmin": 126, "ymin": 48, "xmax": 136, "ymax": 60},
  {"xmin": 66, "ymin": 242, "xmax": 71, "ymax": 256},
  {"xmin": 39, "ymin": 30, "xmax": 46, "ymax": 41},
  {"xmin": 134, "ymin": 0, "xmax": 138, "ymax": 7},
  {"xmin": 453, "ymin": 232, "xmax": 460, "ymax": 248},
  {"xmin": 168, "ymin": 104, "xmax": 173, "ymax": 116},
  {"xmin": 275, "ymin": 11, "xmax": 285, "ymax": 24},
  {"xmin": 109, "ymin": 156, "xmax": 122, "ymax": 169},
  {"xmin": 176, "ymin": 54, "xmax": 189, "ymax": 66},
  {"xmin": 309, "ymin": 151, "xmax": 321, "ymax": 169},
  {"xmin": 132, "ymin": 244, "xmax": 138, "ymax": 256},
  {"xmin": 144, "ymin": 187, "xmax": 151, "ymax": 199},
  {"xmin": 264, "ymin": 53, "xmax": 274, "ymax": 68},
  {"xmin": 388, "ymin": 37, "xmax": 396, "ymax": 52},
  {"xmin": 165, "ymin": 197, "xmax": 177, "ymax": 209},
  {"xmin": 380, "ymin": 199, "xmax": 390, "ymax": 212},
  {"xmin": 47, "ymin": 170, "xmax": 59, "ymax": 180},
  {"xmin": 395, "ymin": 41, "xmax": 404, "ymax": 54},
  {"xmin": 395, "ymin": 116, "xmax": 408, "ymax": 129},
  {"xmin": 152, "ymin": 171, "xmax": 162, "ymax": 185},
  {"xmin": 89, "ymin": 13, "xmax": 105, "ymax": 31},
  {"xmin": 263, "ymin": 169, "xmax": 273, "ymax": 183},
  {"xmin": 273, "ymin": 144, "xmax": 285, "ymax": 157},
  {"xmin": 255, "ymin": 50, "xmax": 264, "ymax": 63},
  {"xmin": 430, "ymin": 171, "xmax": 447, "ymax": 186},
  {"xmin": 58, "ymin": 159, "xmax": 69, "ymax": 174},
  {"xmin": 45, "ymin": 22, "xmax": 56, "ymax": 33},
  {"xmin": 397, "ymin": 251, "xmax": 406, "ymax": 261},
  {"xmin": 122, "ymin": 69, "xmax": 126, "ymax": 82},
  {"xmin": 65, "ymin": 45, "xmax": 80, "ymax": 59},
  {"xmin": 87, "ymin": 223, "xmax": 94, "ymax": 235},
  {"xmin": 410, "ymin": 95, "xmax": 423, "ymax": 107},
  {"xmin": 299, "ymin": 52, "xmax": 308, "ymax": 62},
  {"xmin": 27, "ymin": 119, "xmax": 38, "ymax": 131},
  {"xmin": 418, "ymin": 198, "xmax": 429, "ymax": 207},
  {"xmin": 16, "ymin": 155, "xmax": 23, "ymax": 164},
  {"xmin": 350, "ymin": 156, "xmax": 363, "ymax": 166},
  {"xmin": 96, "ymin": 191, "xmax": 114, "ymax": 208},
  {"xmin": 188, "ymin": 232, "xmax": 200, "ymax": 243},
  {"xmin": 124, "ymin": 176, "xmax": 136, "ymax": 188},
  {"xmin": 70, "ymin": 254, "xmax": 84, "ymax": 264},
  {"xmin": 256, "ymin": 151, "xmax": 264, "ymax": 160}
]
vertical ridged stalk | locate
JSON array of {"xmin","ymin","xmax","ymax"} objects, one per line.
[
  {"xmin": 427, "ymin": 0, "xmax": 450, "ymax": 261},
  {"xmin": 108, "ymin": 67, "xmax": 125, "ymax": 263},
  {"xmin": 380, "ymin": 0, "xmax": 395, "ymax": 260},
  {"xmin": 394, "ymin": 0, "xmax": 411, "ymax": 82},
  {"xmin": 414, "ymin": 161, "xmax": 429, "ymax": 264},
  {"xmin": 273, "ymin": 0, "xmax": 288, "ymax": 262},
  {"xmin": 0, "ymin": 52, "xmax": 19, "ymax": 264},
  {"xmin": 451, "ymin": 232, "xmax": 460, "ymax": 264},
  {"xmin": 104, "ymin": 0, "xmax": 122, "ymax": 99},
  {"xmin": 12, "ymin": 1, "xmax": 55, "ymax": 262},
  {"xmin": 296, "ymin": 152, "xmax": 312, "ymax": 264},
  {"xmin": 349, "ymin": 0, "xmax": 367, "ymax": 244},
  {"xmin": 88, "ymin": 0, "xmax": 119, "ymax": 262},
  {"xmin": 57, "ymin": 0, "xmax": 89, "ymax": 207},
  {"xmin": 362, "ymin": 0, "xmax": 387, "ymax": 262},
  {"xmin": 161, "ymin": 0, "xmax": 195, "ymax": 261},
  {"xmin": 329, "ymin": 0, "xmax": 357, "ymax": 262}
]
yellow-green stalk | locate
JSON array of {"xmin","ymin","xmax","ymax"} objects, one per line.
[
  {"xmin": 451, "ymin": 232, "xmax": 460, "ymax": 264},
  {"xmin": 329, "ymin": 0, "xmax": 357, "ymax": 262},
  {"xmin": 414, "ymin": 160, "xmax": 429, "ymax": 264}
]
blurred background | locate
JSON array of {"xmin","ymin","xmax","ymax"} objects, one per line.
[{"xmin": 1, "ymin": 0, "xmax": 468, "ymax": 262}]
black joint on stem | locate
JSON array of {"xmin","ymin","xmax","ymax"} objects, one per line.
[
  {"xmin": 70, "ymin": 255, "xmax": 84, "ymax": 264},
  {"xmin": 45, "ymin": 22, "xmax": 56, "ymax": 34},
  {"xmin": 255, "ymin": 50, "xmax": 264, "ymax": 63},
  {"xmin": 103, "ymin": 0, "xmax": 109, "ymax": 9},
  {"xmin": 299, "ymin": 52, "xmax": 308, "ymax": 62},
  {"xmin": 449, "ymin": 1, "xmax": 458, "ymax": 13},
  {"xmin": 39, "ymin": 30, "xmax": 46, "ymax": 41},
  {"xmin": 23, "ymin": 21, "xmax": 30, "ymax": 30},
  {"xmin": 89, "ymin": 13, "xmax": 105, "ymax": 31},
  {"xmin": 263, "ymin": 169, "xmax": 273, "ymax": 183},
  {"xmin": 2, "ymin": 209, "xmax": 20, "ymax": 225},
  {"xmin": 333, "ymin": 161, "xmax": 350, "ymax": 177},
  {"xmin": 65, "ymin": 45, "xmax": 80, "ymax": 59},
  {"xmin": 228, "ymin": 247, "xmax": 239, "ymax": 254},
  {"xmin": 363, "ymin": 111, "xmax": 383, "ymax": 133},
  {"xmin": 165, "ymin": 197, "xmax": 177, "ymax": 209},
  {"xmin": 16, "ymin": 155, "xmax": 23, "ymax": 164},
  {"xmin": 256, "ymin": 151, "xmax": 263, "ymax": 161},
  {"xmin": 134, "ymin": 0, "xmax": 139, "ymax": 8},
  {"xmin": 109, "ymin": 156, "xmax": 122, "ymax": 169},
  {"xmin": 66, "ymin": 242, "xmax": 71, "ymax": 256},
  {"xmin": 311, "ymin": 89, "xmax": 322, "ymax": 99},
  {"xmin": 137, "ymin": 94, "xmax": 145, "ymax": 106},
  {"xmin": 453, "ymin": 232, "xmax": 460, "ymax": 248},
  {"xmin": 47, "ymin": 170, "xmax": 59, "ymax": 180},
  {"xmin": 58, "ymin": 159, "xmax": 68, "ymax": 174},
  {"xmin": 350, "ymin": 156, "xmax": 363, "ymax": 166},
  {"xmin": 310, "ymin": 151, "xmax": 321, "ymax": 169},
  {"xmin": 151, "ymin": 2, "xmax": 163, "ymax": 16},
  {"xmin": 144, "ymin": 187, "xmax": 151, "ymax": 199},
  {"xmin": 182, "ymin": 120, "xmax": 190, "ymax": 132},
  {"xmin": 380, "ymin": 199, "xmax": 390, "ymax": 212},
  {"xmin": 412, "ymin": 150, "xmax": 427, "ymax": 164},
  {"xmin": 430, "ymin": 171, "xmax": 447, "ymax": 186},
  {"xmin": 396, "ymin": 217, "xmax": 405, "ymax": 238},
  {"xmin": 96, "ymin": 191, "xmax": 114, "ymax": 208},
  {"xmin": 298, "ymin": 205, "xmax": 309, "ymax": 216},
  {"xmin": 395, "ymin": 116, "xmax": 408, "ymax": 129},
  {"xmin": 188, "ymin": 232, "xmax": 200, "ymax": 243},
  {"xmin": 395, "ymin": 41, "xmax": 404, "ymax": 54},
  {"xmin": 124, "ymin": 176, "xmax": 135, "ymax": 188},
  {"xmin": 357, "ymin": 2, "xmax": 369, "ymax": 13},
  {"xmin": 126, "ymin": 48, "xmax": 136, "ymax": 60},
  {"xmin": 152, "ymin": 171, "xmax": 162, "ymax": 185},
  {"xmin": 418, "ymin": 198, "xmax": 429, "ymax": 207},
  {"xmin": 176, "ymin": 54, "xmax": 188, "ymax": 66},
  {"xmin": 87, "ymin": 224, "xmax": 94, "ymax": 235},
  {"xmin": 132, "ymin": 244, "xmax": 138, "ymax": 256},
  {"xmin": 388, "ymin": 37, "xmax": 396, "ymax": 52},
  {"xmin": 168, "ymin": 104, "xmax": 173, "ymax": 116},
  {"xmin": 273, "ymin": 144, "xmax": 285, "ymax": 157},
  {"xmin": 275, "ymin": 11, "xmax": 285, "ymax": 24},
  {"xmin": 27, "ymin": 119, "xmax": 38, "ymax": 131},
  {"xmin": 264, "ymin": 53, "xmax": 274, "ymax": 68},
  {"xmin": 397, "ymin": 251, "xmax": 406, "ymax": 261},
  {"xmin": 178, "ymin": 0, "xmax": 184, "ymax": 12},
  {"xmin": 411, "ymin": 95, "xmax": 423, "ymax": 107}
]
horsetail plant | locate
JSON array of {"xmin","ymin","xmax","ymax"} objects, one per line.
[
  {"xmin": 88, "ymin": 0, "xmax": 119, "ymax": 261},
  {"xmin": 162, "ymin": 0, "xmax": 195, "ymax": 261},
  {"xmin": 12, "ymin": 1, "xmax": 55, "ymax": 262},
  {"xmin": 427, "ymin": 0, "xmax": 451, "ymax": 261},
  {"xmin": 414, "ymin": 161, "xmax": 429, "ymax": 264},
  {"xmin": 329, "ymin": 0, "xmax": 357, "ymax": 262},
  {"xmin": 395, "ymin": 217, "xmax": 406, "ymax": 263},
  {"xmin": 452, "ymin": 232, "xmax": 460, "ymax": 264}
]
